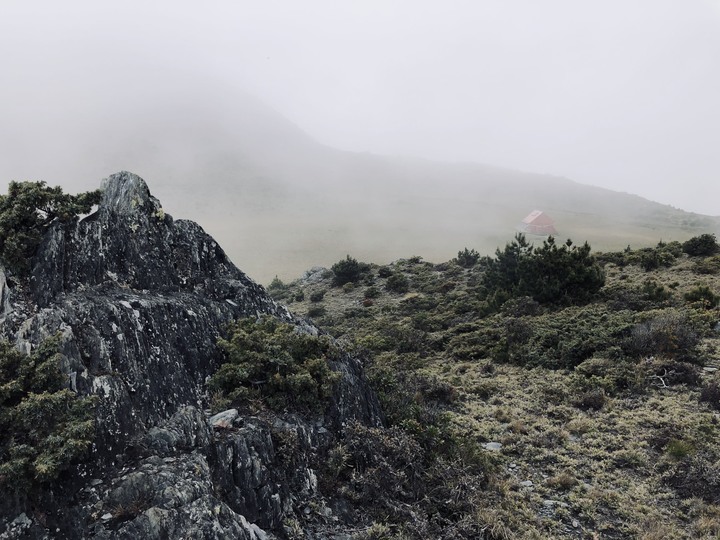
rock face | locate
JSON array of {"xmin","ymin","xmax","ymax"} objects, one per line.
[{"xmin": 0, "ymin": 172, "xmax": 382, "ymax": 539}]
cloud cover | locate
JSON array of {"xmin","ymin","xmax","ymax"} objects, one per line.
[{"xmin": 1, "ymin": 1, "xmax": 719, "ymax": 214}]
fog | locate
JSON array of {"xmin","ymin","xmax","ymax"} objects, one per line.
[{"xmin": 1, "ymin": 1, "xmax": 719, "ymax": 280}]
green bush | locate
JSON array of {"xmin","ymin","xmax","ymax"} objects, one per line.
[
  {"xmin": 386, "ymin": 273, "xmax": 409, "ymax": 294},
  {"xmin": 573, "ymin": 388, "xmax": 607, "ymax": 411},
  {"xmin": 500, "ymin": 296, "xmax": 541, "ymax": 317},
  {"xmin": 455, "ymin": 247, "xmax": 480, "ymax": 268},
  {"xmin": 377, "ymin": 266, "xmax": 393, "ymax": 278},
  {"xmin": 309, "ymin": 290, "xmax": 325, "ymax": 302},
  {"xmin": 666, "ymin": 439, "xmax": 696, "ymax": 460},
  {"xmin": 342, "ymin": 282, "xmax": 355, "ymax": 293},
  {"xmin": 683, "ymin": 234, "xmax": 720, "ymax": 257},
  {"xmin": 266, "ymin": 276, "xmax": 291, "ymax": 300},
  {"xmin": 491, "ymin": 306, "xmax": 635, "ymax": 369},
  {"xmin": 595, "ymin": 249, "xmax": 630, "ymax": 268},
  {"xmin": 684, "ymin": 285, "xmax": 719, "ymax": 308},
  {"xmin": 626, "ymin": 310, "xmax": 699, "ymax": 361},
  {"xmin": 639, "ymin": 250, "xmax": 663, "ymax": 271},
  {"xmin": 208, "ymin": 317, "xmax": 339, "ymax": 414},
  {"xmin": 307, "ymin": 306, "xmax": 327, "ymax": 319},
  {"xmin": 267, "ymin": 276, "xmax": 286, "ymax": 291},
  {"xmin": 364, "ymin": 286, "xmax": 381, "ymax": 299},
  {"xmin": 573, "ymin": 357, "xmax": 642, "ymax": 395},
  {"xmin": 331, "ymin": 255, "xmax": 370, "ymax": 286},
  {"xmin": 641, "ymin": 279, "xmax": 673, "ymax": 303},
  {"xmin": 0, "ymin": 337, "xmax": 96, "ymax": 492},
  {"xmin": 482, "ymin": 234, "xmax": 604, "ymax": 308},
  {"xmin": 693, "ymin": 255, "xmax": 720, "ymax": 275},
  {"xmin": 666, "ymin": 452, "xmax": 720, "ymax": 502},
  {"xmin": 699, "ymin": 383, "xmax": 720, "ymax": 411},
  {"xmin": 0, "ymin": 181, "xmax": 102, "ymax": 276},
  {"xmin": 635, "ymin": 242, "xmax": 682, "ymax": 271},
  {"xmin": 643, "ymin": 359, "xmax": 700, "ymax": 387}
]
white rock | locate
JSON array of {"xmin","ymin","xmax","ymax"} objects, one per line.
[
  {"xmin": 12, "ymin": 513, "xmax": 31, "ymax": 527},
  {"xmin": 209, "ymin": 409, "xmax": 239, "ymax": 429}
]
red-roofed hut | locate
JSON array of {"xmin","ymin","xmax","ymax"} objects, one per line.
[{"xmin": 518, "ymin": 210, "xmax": 557, "ymax": 236}]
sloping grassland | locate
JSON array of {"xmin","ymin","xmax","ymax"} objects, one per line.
[{"xmin": 270, "ymin": 235, "xmax": 720, "ymax": 539}]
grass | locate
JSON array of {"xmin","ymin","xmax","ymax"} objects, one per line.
[{"xmin": 270, "ymin": 241, "xmax": 720, "ymax": 538}]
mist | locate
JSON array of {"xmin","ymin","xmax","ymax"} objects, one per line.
[{"xmin": 1, "ymin": 1, "xmax": 719, "ymax": 281}]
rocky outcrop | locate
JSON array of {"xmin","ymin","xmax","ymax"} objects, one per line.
[{"xmin": 0, "ymin": 172, "xmax": 382, "ymax": 539}]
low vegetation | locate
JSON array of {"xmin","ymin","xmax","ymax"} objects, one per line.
[
  {"xmin": 0, "ymin": 337, "xmax": 96, "ymax": 492},
  {"xmin": 683, "ymin": 233, "xmax": 720, "ymax": 257},
  {"xmin": 270, "ymin": 234, "xmax": 720, "ymax": 538},
  {"xmin": 0, "ymin": 181, "xmax": 102, "ymax": 276},
  {"xmin": 481, "ymin": 234, "xmax": 605, "ymax": 308},
  {"xmin": 209, "ymin": 317, "xmax": 340, "ymax": 415},
  {"xmin": 331, "ymin": 255, "xmax": 371, "ymax": 286}
]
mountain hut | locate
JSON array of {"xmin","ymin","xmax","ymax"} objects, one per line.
[{"xmin": 518, "ymin": 210, "xmax": 557, "ymax": 236}]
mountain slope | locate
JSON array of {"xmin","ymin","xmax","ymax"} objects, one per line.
[
  {"xmin": 1, "ymin": 87, "xmax": 717, "ymax": 282},
  {"xmin": 270, "ymin": 241, "xmax": 720, "ymax": 538}
]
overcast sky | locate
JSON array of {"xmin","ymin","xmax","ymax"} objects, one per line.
[{"xmin": 2, "ymin": 1, "xmax": 719, "ymax": 214}]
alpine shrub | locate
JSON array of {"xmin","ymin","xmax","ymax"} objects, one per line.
[
  {"xmin": 683, "ymin": 234, "xmax": 720, "ymax": 257},
  {"xmin": 0, "ymin": 181, "xmax": 102, "ymax": 276},
  {"xmin": 331, "ymin": 255, "xmax": 369, "ymax": 286},
  {"xmin": 0, "ymin": 337, "xmax": 96, "ymax": 492},
  {"xmin": 482, "ymin": 234, "xmax": 604, "ymax": 308},
  {"xmin": 455, "ymin": 248, "xmax": 480, "ymax": 268},
  {"xmin": 209, "ymin": 317, "xmax": 339, "ymax": 414}
]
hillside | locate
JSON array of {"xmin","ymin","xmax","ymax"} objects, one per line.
[
  {"xmin": 2, "ymin": 174, "xmax": 720, "ymax": 538},
  {"xmin": 269, "ymin": 236, "xmax": 720, "ymax": 538},
  {"xmin": 1, "ymin": 88, "xmax": 718, "ymax": 282}
]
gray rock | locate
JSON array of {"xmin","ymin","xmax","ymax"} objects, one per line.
[
  {"xmin": 483, "ymin": 442, "xmax": 503, "ymax": 451},
  {"xmin": 0, "ymin": 172, "xmax": 383, "ymax": 539},
  {"xmin": 300, "ymin": 267, "xmax": 329, "ymax": 285},
  {"xmin": 11, "ymin": 514, "xmax": 31, "ymax": 527},
  {"xmin": 0, "ymin": 268, "xmax": 11, "ymax": 323},
  {"xmin": 210, "ymin": 409, "xmax": 239, "ymax": 429}
]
